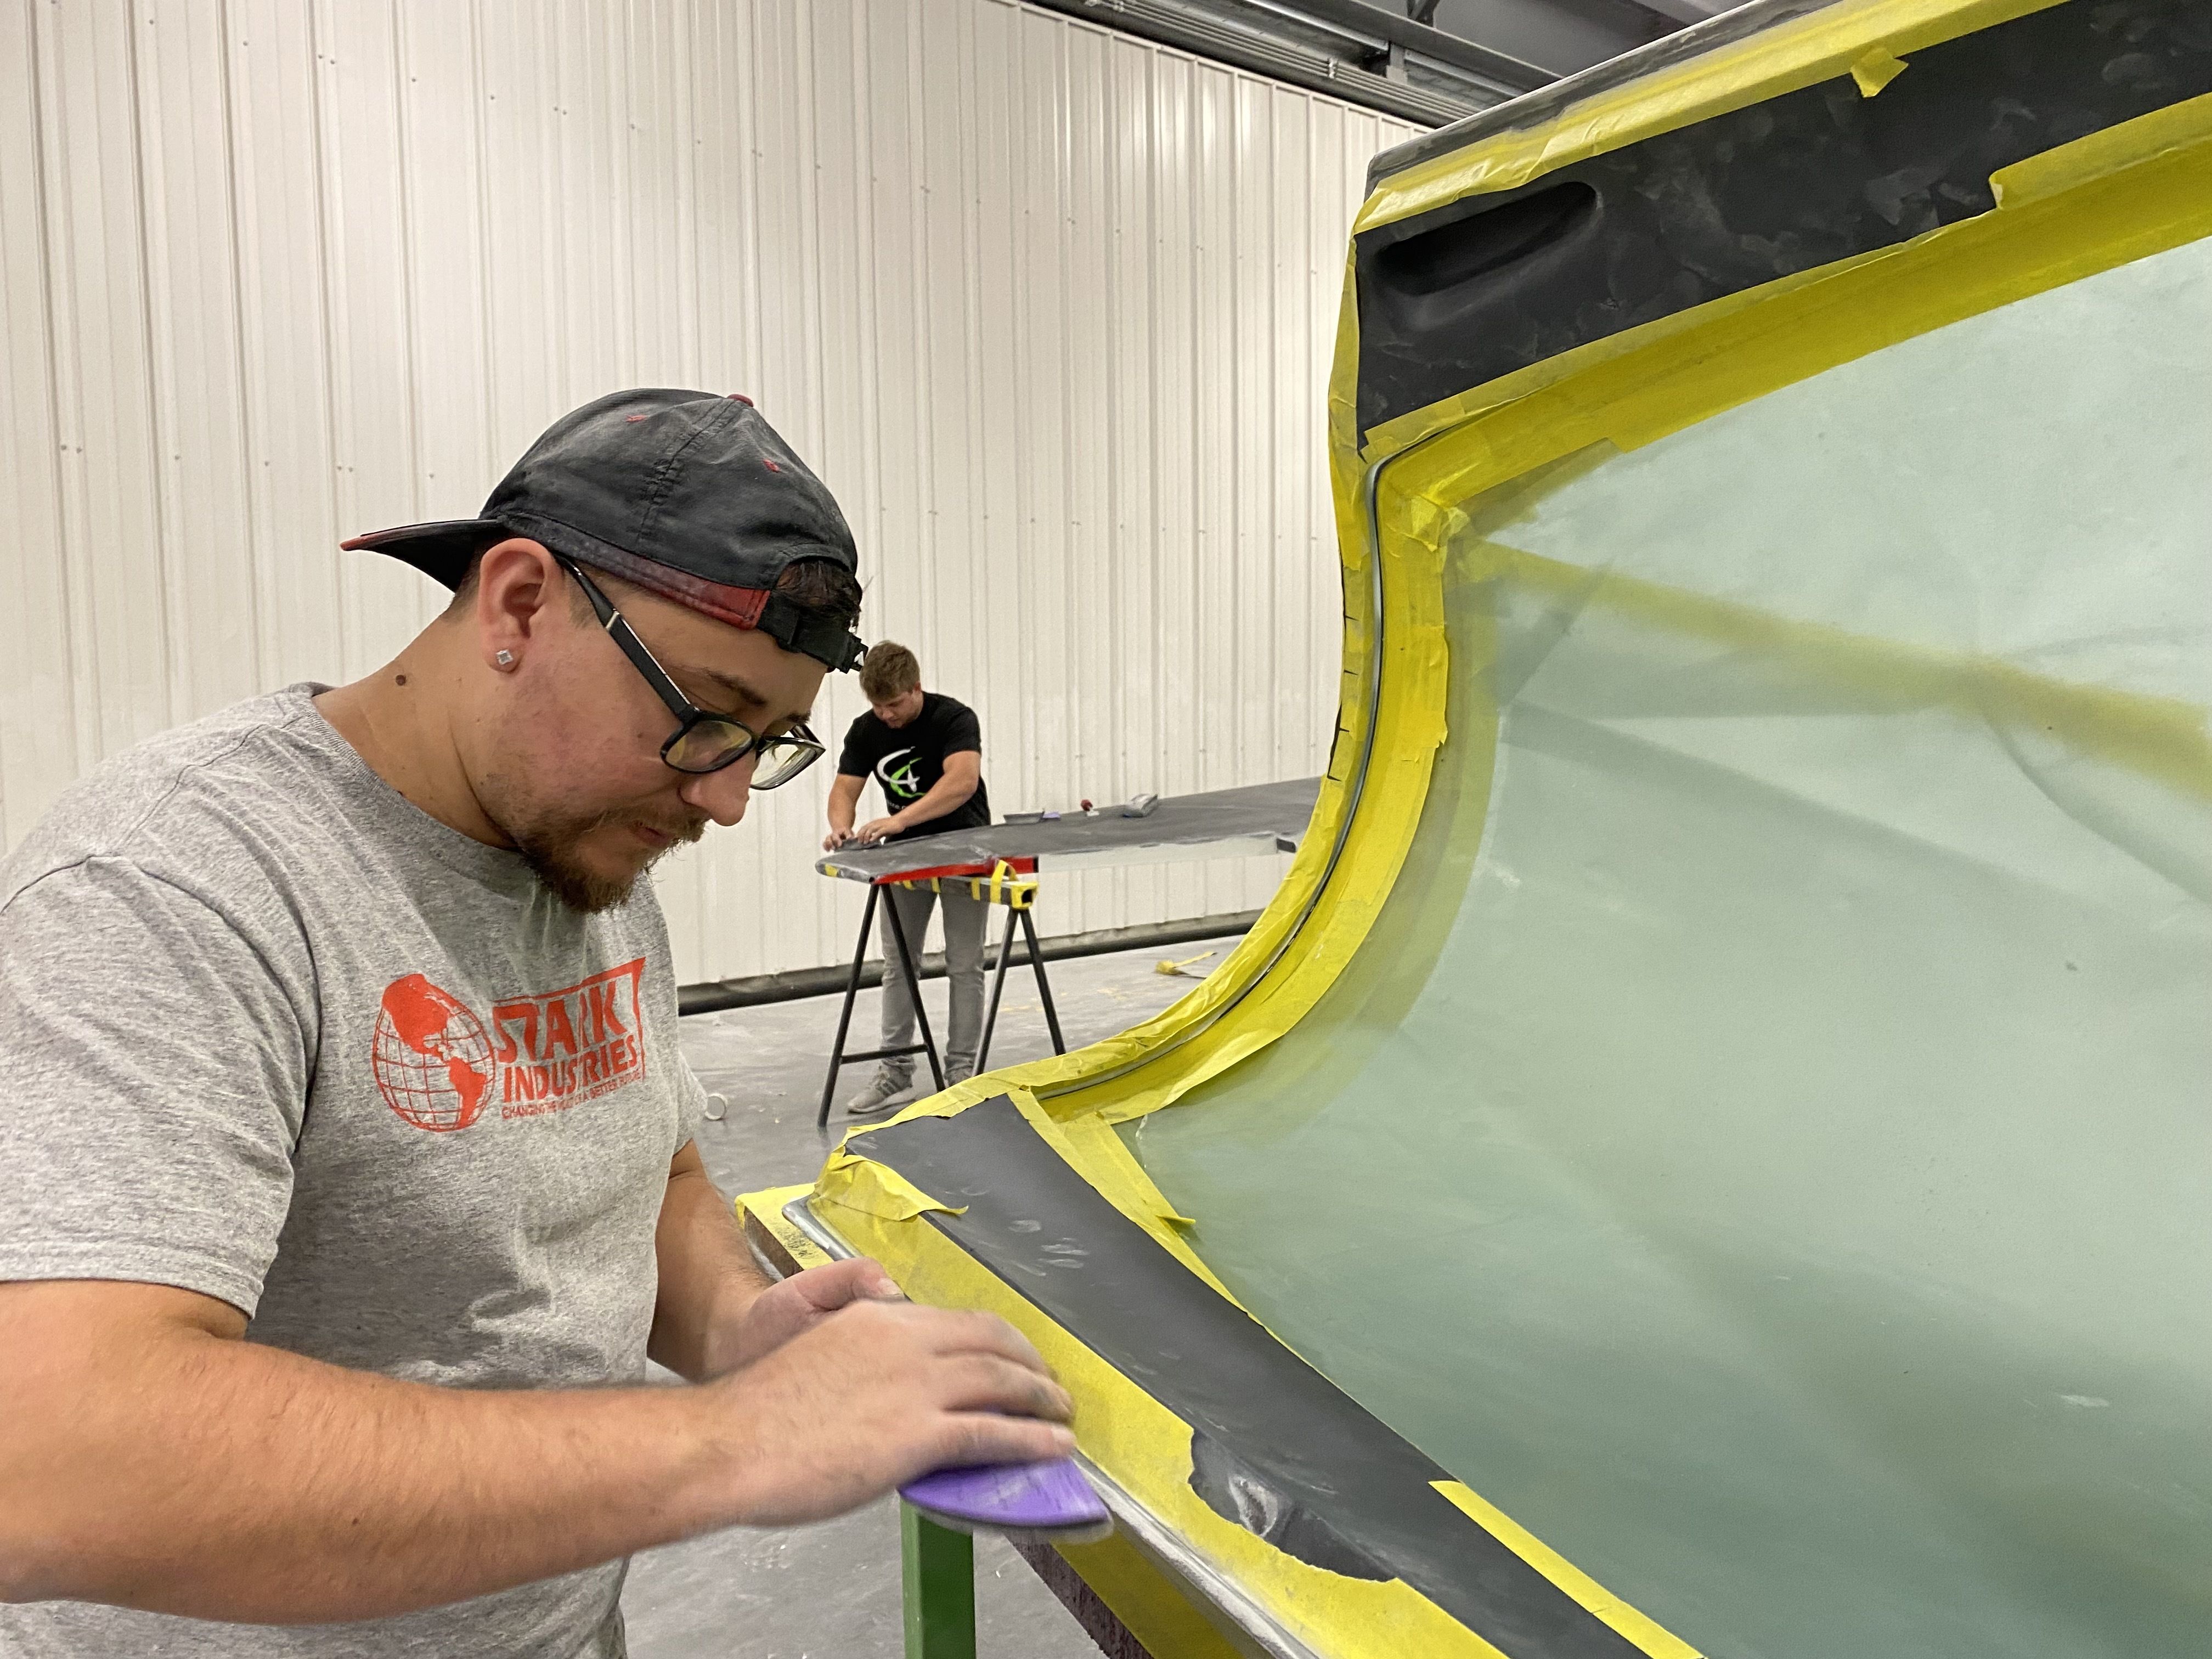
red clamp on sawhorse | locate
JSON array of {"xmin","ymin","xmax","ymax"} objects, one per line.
[{"xmin": 816, "ymin": 862, "xmax": 1066, "ymax": 1127}]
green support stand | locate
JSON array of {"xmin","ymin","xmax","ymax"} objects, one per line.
[{"xmin": 901, "ymin": 1502, "xmax": 978, "ymax": 1659}]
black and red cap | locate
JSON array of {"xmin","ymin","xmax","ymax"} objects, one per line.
[{"xmin": 342, "ymin": 388, "xmax": 866, "ymax": 673}]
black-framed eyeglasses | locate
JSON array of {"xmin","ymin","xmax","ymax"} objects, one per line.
[{"xmin": 561, "ymin": 557, "xmax": 826, "ymax": 786}]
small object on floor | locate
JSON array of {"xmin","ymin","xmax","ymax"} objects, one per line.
[
  {"xmin": 1080, "ymin": 798, "xmax": 1095, "ymax": 814},
  {"xmin": 1121, "ymin": 792, "xmax": 1159, "ymax": 818},
  {"xmin": 1155, "ymin": 950, "xmax": 1217, "ymax": 978},
  {"xmin": 844, "ymin": 1074, "xmax": 911, "ymax": 1116},
  {"xmin": 901, "ymin": 1457, "xmax": 1113, "ymax": 1544}
]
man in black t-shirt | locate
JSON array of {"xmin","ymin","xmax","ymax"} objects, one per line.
[{"xmin": 825, "ymin": 642, "xmax": 993, "ymax": 1115}]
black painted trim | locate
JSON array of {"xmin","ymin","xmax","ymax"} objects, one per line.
[
  {"xmin": 1353, "ymin": 0, "xmax": 2212, "ymax": 440},
  {"xmin": 850, "ymin": 1096, "xmax": 1646, "ymax": 1658}
]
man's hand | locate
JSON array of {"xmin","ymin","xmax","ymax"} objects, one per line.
[
  {"xmin": 709, "ymin": 1299, "xmax": 1074, "ymax": 1527},
  {"xmin": 708, "ymin": 1257, "xmax": 900, "ymax": 1373},
  {"xmin": 825, "ymin": 772, "xmax": 866, "ymax": 850},
  {"xmin": 853, "ymin": 815, "xmax": 904, "ymax": 846}
]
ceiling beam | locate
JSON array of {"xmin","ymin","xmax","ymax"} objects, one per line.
[
  {"xmin": 1235, "ymin": 0, "xmax": 1554, "ymax": 90},
  {"xmin": 1026, "ymin": 0, "xmax": 1548, "ymax": 123}
]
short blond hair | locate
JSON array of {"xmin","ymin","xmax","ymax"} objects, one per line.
[{"xmin": 860, "ymin": 641, "xmax": 921, "ymax": 702}]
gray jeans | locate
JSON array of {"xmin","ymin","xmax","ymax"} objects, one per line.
[{"xmin": 878, "ymin": 883, "xmax": 988, "ymax": 1086}]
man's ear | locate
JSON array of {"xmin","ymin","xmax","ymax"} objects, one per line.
[{"xmin": 471, "ymin": 539, "xmax": 563, "ymax": 673}]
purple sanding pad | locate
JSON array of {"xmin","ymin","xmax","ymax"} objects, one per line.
[{"xmin": 900, "ymin": 1456, "xmax": 1113, "ymax": 1543}]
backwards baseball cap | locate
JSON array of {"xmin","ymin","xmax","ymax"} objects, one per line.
[{"xmin": 342, "ymin": 388, "xmax": 866, "ymax": 672}]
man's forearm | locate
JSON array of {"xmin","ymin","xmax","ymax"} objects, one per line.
[
  {"xmin": 888, "ymin": 775, "xmax": 977, "ymax": 830},
  {"xmin": 651, "ymin": 1156, "xmax": 772, "ymax": 1381},
  {"xmin": 4, "ymin": 1303, "xmax": 735, "ymax": 1622}
]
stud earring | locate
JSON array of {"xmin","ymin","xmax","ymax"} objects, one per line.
[{"xmin": 495, "ymin": 650, "xmax": 516, "ymax": 669}]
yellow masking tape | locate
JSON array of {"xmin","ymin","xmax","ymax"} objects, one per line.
[
  {"xmin": 1991, "ymin": 84, "xmax": 2212, "ymax": 206},
  {"xmin": 840, "ymin": 1088, "xmax": 1234, "ymax": 1294},
  {"xmin": 1850, "ymin": 46, "xmax": 1910, "ymax": 95},
  {"xmin": 1327, "ymin": 256, "xmax": 1369, "ymax": 504},
  {"xmin": 814, "ymin": 1150, "xmax": 966, "ymax": 1223}
]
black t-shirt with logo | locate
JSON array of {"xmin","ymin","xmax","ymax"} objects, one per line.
[{"xmin": 837, "ymin": 692, "xmax": 991, "ymax": 842}]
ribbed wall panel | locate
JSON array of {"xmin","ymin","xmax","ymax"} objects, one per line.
[{"xmin": 0, "ymin": 0, "xmax": 1410, "ymax": 982}]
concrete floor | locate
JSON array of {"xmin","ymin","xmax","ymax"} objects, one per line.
[{"xmin": 622, "ymin": 941, "xmax": 1226, "ymax": 1658}]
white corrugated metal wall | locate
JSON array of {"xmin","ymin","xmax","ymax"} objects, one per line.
[{"xmin": 0, "ymin": 0, "xmax": 1411, "ymax": 983}]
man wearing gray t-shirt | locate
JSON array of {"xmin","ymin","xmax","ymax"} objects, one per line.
[{"xmin": 0, "ymin": 391, "xmax": 1071, "ymax": 1657}]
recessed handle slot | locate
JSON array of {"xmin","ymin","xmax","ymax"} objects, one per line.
[{"xmin": 1368, "ymin": 179, "xmax": 1601, "ymax": 334}]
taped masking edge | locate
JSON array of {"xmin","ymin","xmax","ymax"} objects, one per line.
[
  {"xmin": 1850, "ymin": 46, "xmax": 1910, "ymax": 95},
  {"xmin": 1355, "ymin": 0, "xmax": 2066, "ymax": 232},
  {"xmin": 1992, "ymin": 83, "xmax": 2212, "ymax": 206},
  {"xmin": 815, "ymin": 1151, "xmax": 966, "ymax": 1223},
  {"xmin": 1432, "ymin": 1483, "xmax": 1705, "ymax": 1659},
  {"xmin": 1327, "ymin": 254, "xmax": 1370, "ymax": 514}
]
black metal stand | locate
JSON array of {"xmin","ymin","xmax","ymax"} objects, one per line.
[
  {"xmin": 816, "ymin": 883, "xmax": 946, "ymax": 1127},
  {"xmin": 975, "ymin": 904, "xmax": 1066, "ymax": 1074}
]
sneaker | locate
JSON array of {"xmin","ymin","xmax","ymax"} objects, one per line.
[{"xmin": 844, "ymin": 1074, "xmax": 913, "ymax": 1117}]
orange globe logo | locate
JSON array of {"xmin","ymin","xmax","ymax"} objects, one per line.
[{"xmin": 372, "ymin": 973, "xmax": 494, "ymax": 1131}]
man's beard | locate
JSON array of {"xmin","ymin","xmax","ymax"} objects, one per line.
[{"xmin": 507, "ymin": 802, "xmax": 707, "ymax": 914}]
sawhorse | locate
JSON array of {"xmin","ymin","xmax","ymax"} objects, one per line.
[{"xmin": 817, "ymin": 862, "xmax": 1068, "ymax": 1127}]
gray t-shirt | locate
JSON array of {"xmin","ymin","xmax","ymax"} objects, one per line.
[{"xmin": 0, "ymin": 686, "xmax": 703, "ymax": 1658}]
